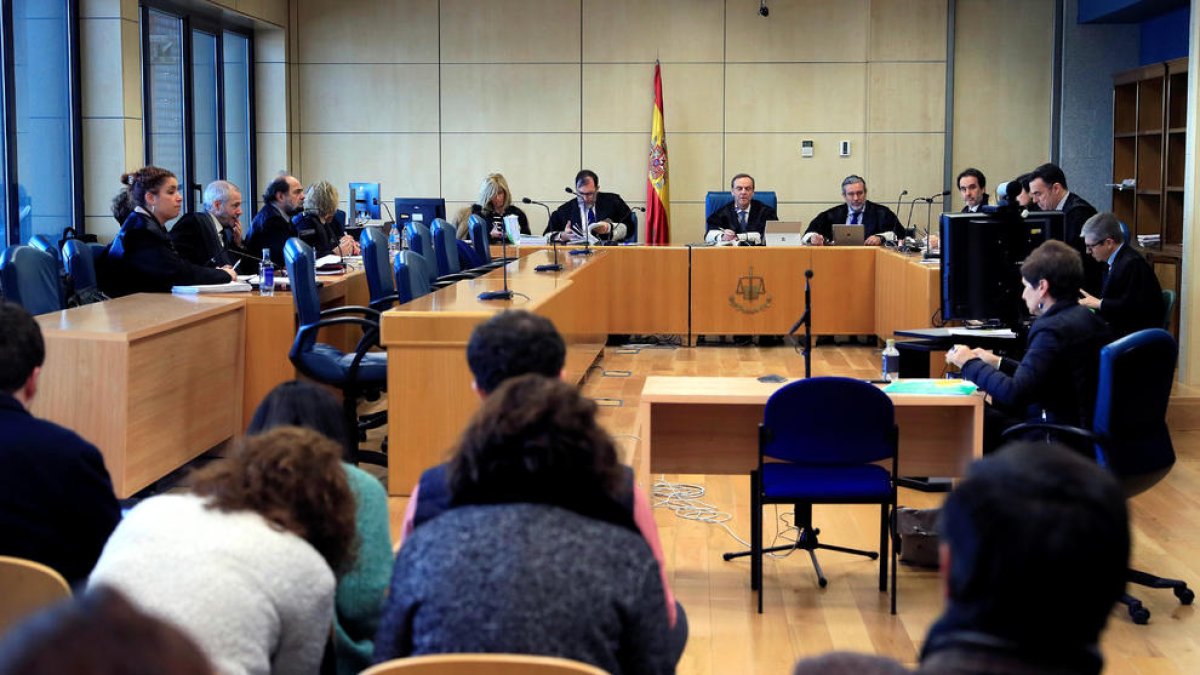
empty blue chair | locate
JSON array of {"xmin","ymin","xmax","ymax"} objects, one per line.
[
  {"xmin": 430, "ymin": 218, "xmax": 485, "ymax": 279},
  {"xmin": 403, "ymin": 220, "xmax": 434, "ymax": 258},
  {"xmin": 0, "ymin": 246, "xmax": 64, "ymax": 315},
  {"xmin": 705, "ymin": 190, "xmax": 778, "ymax": 219},
  {"xmin": 29, "ymin": 235, "xmax": 61, "ymax": 263},
  {"xmin": 394, "ymin": 250, "xmax": 433, "ymax": 305},
  {"xmin": 284, "ymin": 238, "xmax": 387, "ymax": 466},
  {"xmin": 359, "ymin": 227, "xmax": 399, "ymax": 311},
  {"xmin": 62, "ymin": 239, "xmax": 108, "ymax": 305},
  {"xmin": 466, "ymin": 214, "xmax": 509, "ymax": 271}
]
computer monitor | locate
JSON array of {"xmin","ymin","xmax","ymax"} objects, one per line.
[
  {"xmin": 939, "ymin": 209, "xmax": 1065, "ymax": 325},
  {"xmin": 393, "ymin": 198, "xmax": 446, "ymax": 225},
  {"xmin": 349, "ymin": 182, "xmax": 380, "ymax": 220}
]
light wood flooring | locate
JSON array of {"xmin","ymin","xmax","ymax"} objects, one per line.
[{"xmin": 385, "ymin": 342, "xmax": 1200, "ymax": 674}]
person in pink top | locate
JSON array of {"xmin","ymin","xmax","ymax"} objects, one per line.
[{"xmin": 400, "ymin": 310, "xmax": 685, "ymax": 662}]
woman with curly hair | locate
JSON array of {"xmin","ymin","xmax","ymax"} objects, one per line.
[
  {"xmin": 104, "ymin": 166, "xmax": 236, "ymax": 296},
  {"xmin": 89, "ymin": 427, "xmax": 358, "ymax": 675}
]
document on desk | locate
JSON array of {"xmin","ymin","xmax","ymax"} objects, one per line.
[
  {"xmin": 945, "ymin": 327, "xmax": 1017, "ymax": 338},
  {"xmin": 172, "ymin": 281, "xmax": 253, "ymax": 294},
  {"xmin": 883, "ymin": 379, "xmax": 978, "ymax": 396}
]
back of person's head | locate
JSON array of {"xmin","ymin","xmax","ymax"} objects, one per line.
[
  {"xmin": 190, "ymin": 426, "xmax": 357, "ymax": 575},
  {"xmin": 1081, "ymin": 212, "xmax": 1126, "ymax": 245},
  {"xmin": 303, "ymin": 180, "xmax": 338, "ymax": 219},
  {"xmin": 792, "ymin": 651, "xmax": 909, "ymax": 675},
  {"xmin": 1031, "ymin": 162, "xmax": 1068, "ymax": 190},
  {"xmin": 261, "ymin": 175, "xmax": 291, "ymax": 207},
  {"xmin": 110, "ymin": 189, "xmax": 135, "ymax": 224},
  {"xmin": 119, "ymin": 166, "xmax": 175, "ymax": 210},
  {"xmin": 448, "ymin": 374, "xmax": 628, "ymax": 526},
  {"xmin": 466, "ymin": 310, "xmax": 565, "ymax": 394},
  {"xmin": 247, "ymin": 380, "xmax": 348, "ymax": 447},
  {"xmin": 1021, "ymin": 239, "xmax": 1083, "ymax": 301},
  {"xmin": 0, "ymin": 301, "xmax": 45, "ymax": 396},
  {"xmin": 0, "ymin": 586, "xmax": 211, "ymax": 675},
  {"xmin": 939, "ymin": 442, "xmax": 1128, "ymax": 649}
]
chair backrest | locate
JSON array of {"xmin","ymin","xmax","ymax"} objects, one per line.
[
  {"xmin": 1161, "ymin": 289, "xmax": 1176, "ymax": 329},
  {"xmin": 1091, "ymin": 328, "xmax": 1177, "ymax": 488},
  {"xmin": 360, "ymin": 226, "xmax": 396, "ymax": 305},
  {"xmin": 62, "ymin": 238, "xmax": 99, "ymax": 294},
  {"xmin": 28, "ymin": 235, "xmax": 61, "ymax": 263},
  {"xmin": 404, "ymin": 220, "xmax": 433, "ymax": 258},
  {"xmin": 626, "ymin": 210, "xmax": 639, "ymax": 243},
  {"xmin": 468, "ymin": 213, "xmax": 493, "ymax": 264},
  {"xmin": 705, "ymin": 190, "xmax": 778, "ymax": 219},
  {"xmin": 284, "ymin": 237, "xmax": 323, "ymax": 331},
  {"xmin": 430, "ymin": 218, "xmax": 462, "ymax": 276},
  {"xmin": 762, "ymin": 377, "xmax": 895, "ymax": 465},
  {"xmin": 399, "ymin": 250, "xmax": 438, "ymax": 293},
  {"xmin": 0, "ymin": 556, "xmax": 71, "ymax": 638},
  {"xmin": 361, "ymin": 654, "xmax": 608, "ymax": 675},
  {"xmin": 0, "ymin": 245, "xmax": 64, "ymax": 315}
]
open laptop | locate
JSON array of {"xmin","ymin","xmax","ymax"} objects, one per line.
[
  {"xmin": 831, "ymin": 223, "xmax": 866, "ymax": 245},
  {"xmin": 764, "ymin": 221, "xmax": 807, "ymax": 247}
]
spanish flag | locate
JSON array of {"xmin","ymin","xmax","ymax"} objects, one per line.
[{"xmin": 645, "ymin": 61, "xmax": 669, "ymax": 245}]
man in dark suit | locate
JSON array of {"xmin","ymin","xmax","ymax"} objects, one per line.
[
  {"xmin": 245, "ymin": 174, "xmax": 304, "ymax": 264},
  {"xmin": 704, "ymin": 173, "xmax": 778, "ymax": 246},
  {"xmin": 803, "ymin": 175, "xmax": 904, "ymax": 246},
  {"xmin": 170, "ymin": 180, "xmax": 246, "ymax": 267},
  {"xmin": 1029, "ymin": 162, "xmax": 1102, "ymax": 294},
  {"xmin": 545, "ymin": 170, "xmax": 635, "ymax": 244},
  {"xmin": 1079, "ymin": 212, "xmax": 1164, "ymax": 338},
  {"xmin": 957, "ymin": 167, "xmax": 990, "ymax": 213},
  {"xmin": 0, "ymin": 301, "xmax": 121, "ymax": 587}
]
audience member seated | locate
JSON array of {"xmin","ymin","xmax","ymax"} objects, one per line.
[
  {"xmin": 704, "ymin": 173, "xmax": 777, "ymax": 246},
  {"xmin": 103, "ymin": 167, "xmax": 236, "ymax": 295},
  {"xmin": 545, "ymin": 169, "xmax": 635, "ymax": 244},
  {"xmin": 374, "ymin": 375, "xmax": 674, "ymax": 675},
  {"xmin": 170, "ymin": 179, "xmax": 248, "ymax": 267},
  {"xmin": 400, "ymin": 310, "xmax": 685, "ymax": 660},
  {"xmin": 947, "ymin": 240, "xmax": 1111, "ymax": 453},
  {"xmin": 457, "ymin": 173, "xmax": 529, "ymax": 242},
  {"xmin": 247, "ymin": 380, "xmax": 392, "ymax": 675},
  {"xmin": 294, "ymin": 180, "xmax": 360, "ymax": 258},
  {"xmin": 88, "ymin": 427, "xmax": 357, "ymax": 675},
  {"xmin": 110, "ymin": 189, "xmax": 134, "ymax": 226},
  {"xmin": 0, "ymin": 586, "xmax": 212, "ymax": 675},
  {"xmin": 803, "ymin": 174, "xmax": 904, "ymax": 246},
  {"xmin": 790, "ymin": 442, "xmax": 1129, "ymax": 675},
  {"xmin": 0, "ymin": 301, "xmax": 121, "ymax": 587},
  {"xmin": 1077, "ymin": 212, "xmax": 1164, "ymax": 339},
  {"xmin": 246, "ymin": 173, "xmax": 304, "ymax": 266}
]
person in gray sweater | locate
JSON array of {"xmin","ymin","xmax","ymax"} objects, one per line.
[{"xmin": 374, "ymin": 375, "xmax": 674, "ymax": 675}]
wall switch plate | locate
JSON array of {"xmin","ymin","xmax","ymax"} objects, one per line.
[
  {"xmin": 801, "ymin": 140, "xmax": 814, "ymax": 157},
  {"xmin": 839, "ymin": 140, "xmax": 851, "ymax": 157}
]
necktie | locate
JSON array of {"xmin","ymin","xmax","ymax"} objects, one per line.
[
  {"xmin": 850, "ymin": 210, "xmax": 861, "ymax": 225},
  {"xmin": 587, "ymin": 208, "xmax": 596, "ymax": 226},
  {"xmin": 738, "ymin": 209, "xmax": 748, "ymax": 230}
]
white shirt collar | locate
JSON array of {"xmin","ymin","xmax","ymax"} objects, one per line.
[{"xmin": 1054, "ymin": 191, "xmax": 1070, "ymax": 212}]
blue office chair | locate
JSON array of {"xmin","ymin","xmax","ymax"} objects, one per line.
[
  {"xmin": 430, "ymin": 218, "xmax": 486, "ymax": 279},
  {"xmin": 1003, "ymin": 329, "xmax": 1192, "ymax": 624},
  {"xmin": 284, "ymin": 238, "xmax": 388, "ymax": 466},
  {"xmin": 394, "ymin": 250, "xmax": 433, "ymax": 304},
  {"xmin": 62, "ymin": 239, "xmax": 108, "ymax": 306},
  {"xmin": 731, "ymin": 376, "xmax": 898, "ymax": 614},
  {"xmin": 466, "ymin": 214, "xmax": 511, "ymax": 271},
  {"xmin": 0, "ymin": 246, "xmax": 64, "ymax": 316},
  {"xmin": 405, "ymin": 219, "xmax": 473, "ymax": 284},
  {"xmin": 705, "ymin": 191, "xmax": 779, "ymax": 219},
  {"xmin": 359, "ymin": 227, "xmax": 400, "ymax": 311},
  {"xmin": 28, "ymin": 235, "xmax": 61, "ymax": 263}
]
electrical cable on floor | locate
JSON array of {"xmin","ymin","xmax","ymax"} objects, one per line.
[{"xmin": 651, "ymin": 475, "xmax": 801, "ymax": 557}]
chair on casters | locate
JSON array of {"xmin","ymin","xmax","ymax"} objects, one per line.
[
  {"xmin": 394, "ymin": 250, "xmax": 433, "ymax": 304},
  {"xmin": 430, "ymin": 218, "xmax": 487, "ymax": 278},
  {"xmin": 0, "ymin": 246, "xmax": 64, "ymax": 315},
  {"xmin": 724, "ymin": 376, "xmax": 898, "ymax": 614},
  {"xmin": 360, "ymin": 227, "xmax": 400, "ymax": 311},
  {"xmin": 1003, "ymin": 328, "xmax": 1193, "ymax": 624},
  {"xmin": 0, "ymin": 556, "xmax": 71, "ymax": 638},
  {"xmin": 467, "ymin": 214, "xmax": 512, "ymax": 271},
  {"xmin": 284, "ymin": 238, "xmax": 388, "ymax": 467},
  {"xmin": 404, "ymin": 220, "xmax": 474, "ymax": 285},
  {"xmin": 361, "ymin": 654, "xmax": 607, "ymax": 675}
]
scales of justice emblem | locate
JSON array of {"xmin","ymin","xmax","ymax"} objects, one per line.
[{"xmin": 729, "ymin": 266, "xmax": 772, "ymax": 314}]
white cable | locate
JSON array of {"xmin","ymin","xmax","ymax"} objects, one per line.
[{"xmin": 651, "ymin": 476, "xmax": 800, "ymax": 557}]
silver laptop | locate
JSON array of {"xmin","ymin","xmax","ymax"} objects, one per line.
[
  {"xmin": 764, "ymin": 221, "xmax": 806, "ymax": 247},
  {"xmin": 832, "ymin": 223, "xmax": 865, "ymax": 245}
]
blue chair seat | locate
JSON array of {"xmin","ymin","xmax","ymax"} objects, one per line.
[
  {"xmin": 762, "ymin": 463, "xmax": 892, "ymax": 501},
  {"xmin": 296, "ymin": 344, "xmax": 388, "ymax": 384}
]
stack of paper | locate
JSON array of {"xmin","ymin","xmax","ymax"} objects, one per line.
[{"xmin": 172, "ymin": 281, "xmax": 253, "ymax": 294}]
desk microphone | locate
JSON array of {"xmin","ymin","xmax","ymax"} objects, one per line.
[{"xmin": 478, "ymin": 230, "xmax": 514, "ymax": 301}]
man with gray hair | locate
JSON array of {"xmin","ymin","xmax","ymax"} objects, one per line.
[
  {"xmin": 170, "ymin": 180, "xmax": 246, "ymax": 267},
  {"xmin": 803, "ymin": 174, "xmax": 904, "ymax": 246},
  {"xmin": 1078, "ymin": 211, "xmax": 1164, "ymax": 338}
]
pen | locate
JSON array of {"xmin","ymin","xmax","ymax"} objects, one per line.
[{"xmin": 231, "ymin": 259, "xmax": 241, "ymax": 273}]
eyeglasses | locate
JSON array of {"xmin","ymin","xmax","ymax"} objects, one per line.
[{"xmin": 1084, "ymin": 238, "xmax": 1111, "ymax": 251}]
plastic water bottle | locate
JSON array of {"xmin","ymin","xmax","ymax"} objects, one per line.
[
  {"xmin": 388, "ymin": 224, "xmax": 402, "ymax": 256},
  {"xmin": 882, "ymin": 339, "xmax": 900, "ymax": 382},
  {"xmin": 259, "ymin": 247, "xmax": 275, "ymax": 297}
]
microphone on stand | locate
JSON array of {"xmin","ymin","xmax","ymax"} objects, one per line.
[
  {"xmin": 478, "ymin": 229, "xmax": 514, "ymax": 301},
  {"xmin": 559, "ymin": 187, "xmax": 594, "ymax": 255},
  {"xmin": 895, "ymin": 189, "xmax": 908, "ymax": 224},
  {"xmin": 521, "ymin": 196, "xmax": 552, "ymax": 220}
]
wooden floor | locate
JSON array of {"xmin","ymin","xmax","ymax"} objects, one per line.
[{"xmin": 386, "ymin": 342, "xmax": 1200, "ymax": 674}]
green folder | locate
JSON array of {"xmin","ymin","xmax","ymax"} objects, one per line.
[{"xmin": 882, "ymin": 379, "xmax": 978, "ymax": 396}]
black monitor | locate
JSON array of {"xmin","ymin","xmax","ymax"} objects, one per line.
[
  {"xmin": 939, "ymin": 209, "xmax": 1065, "ymax": 325},
  {"xmin": 393, "ymin": 198, "xmax": 446, "ymax": 226}
]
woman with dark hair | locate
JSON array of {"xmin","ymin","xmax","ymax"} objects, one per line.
[
  {"xmin": 104, "ymin": 166, "xmax": 235, "ymax": 296},
  {"xmin": 88, "ymin": 427, "xmax": 357, "ymax": 675},
  {"xmin": 947, "ymin": 239, "xmax": 1112, "ymax": 451},
  {"xmin": 247, "ymin": 380, "xmax": 392, "ymax": 675},
  {"xmin": 374, "ymin": 374, "xmax": 673, "ymax": 675}
]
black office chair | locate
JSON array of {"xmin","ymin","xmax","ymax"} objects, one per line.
[
  {"xmin": 283, "ymin": 238, "xmax": 388, "ymax": 466},
  {"xmin": 1003, "ymin": 328, "xmax": 1193, "ymax": 624},
  {"xmin": 727, "ymin": 377, "xmax": 898, "ymax": 614}
]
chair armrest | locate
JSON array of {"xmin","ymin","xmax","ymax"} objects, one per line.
[
  {"xmin": 1001, "ymin": 422, "xmax": 1099, "ymax": 444},
  {"xmin": 319, "ymin": 304, "xmax": 381, "ymax": 321},
  {"xmin": 368, "ymin": 294, "xmax": 400, "ymax": 312},
  {"xmin": 294, "ymin": 316, "xmax": 382, "ymax": 352}
]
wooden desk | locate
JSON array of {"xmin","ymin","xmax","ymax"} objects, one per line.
[
  {"xmin": 32, "ymin": 294, "xmax": 246, "ymax": 498},
  {"xmin": 636, "ymin": 376, "xmax": 983, "ymax": 480}
]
